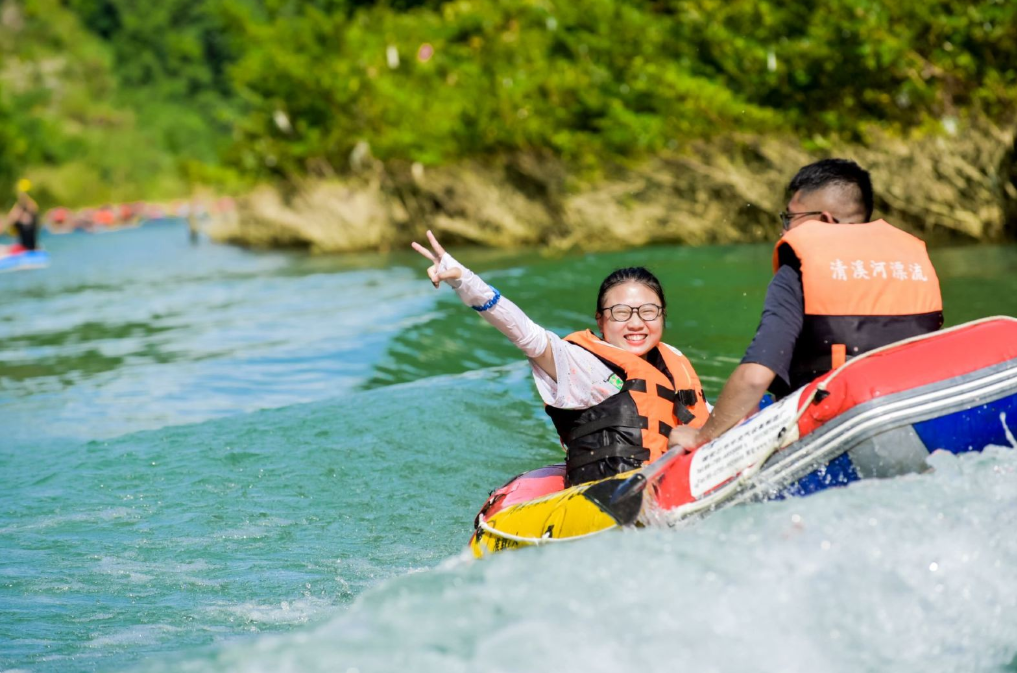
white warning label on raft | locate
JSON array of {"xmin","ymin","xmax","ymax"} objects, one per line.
[{"xmin": 689, "ymin": 391, "xmax": 803, "ymax": 499}]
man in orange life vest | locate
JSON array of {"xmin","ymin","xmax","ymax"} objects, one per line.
[{"xmin": 669, "ymin": 158, "xmax": 943, "ymax": 451}]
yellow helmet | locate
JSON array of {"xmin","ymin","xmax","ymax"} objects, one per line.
[{"xmin": 16, "ymin": 178, "xmax": 31, "ymax": 193}]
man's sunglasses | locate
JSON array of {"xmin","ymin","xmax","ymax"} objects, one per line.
[{"xmin": 778, "ymin": 211, "xmax": 826, "ymax": 230}]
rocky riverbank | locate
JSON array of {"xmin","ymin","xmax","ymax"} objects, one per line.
[{"xmin": 207, "ymin": 122, "xmax": 1017, "ymax": 252}]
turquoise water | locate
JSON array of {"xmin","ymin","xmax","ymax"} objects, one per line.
[{"xmin": 2, "ymin": 222, "xmax": 1016, "ymax": 672}]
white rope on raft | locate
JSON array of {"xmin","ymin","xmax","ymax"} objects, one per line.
[
  {"xmin": 476, "ymin": 513, "xmax": 618, "ymax": 545},
  {"xmin": 479, "ymin": 316, "xmax": 1017, "ymax": 540}
]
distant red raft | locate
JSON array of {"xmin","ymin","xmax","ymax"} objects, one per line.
[{"xmin": 470, "ymin": 316, "xmax": 1017, "ymax": 557}]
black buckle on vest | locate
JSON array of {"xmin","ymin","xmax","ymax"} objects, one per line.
[
  {"xmin": 677, "ymin": 389, "xmax": 698, "ymax": 407},
  {"xmin": 654, "ymin": 384, "xmax": 697, "ymax": 425},
  {"xmin": 672, "ymin": 388, "xmax": 698, "ymax": 425}
]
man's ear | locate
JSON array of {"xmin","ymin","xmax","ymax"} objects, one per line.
[{"xmin": 819, "ymin": 211, "xmax": 839, "ymax": 224}]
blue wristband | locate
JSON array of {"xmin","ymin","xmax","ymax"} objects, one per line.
[{"xmin": 471, "ymin": 287, "xmax": 501, "ymax": 312}]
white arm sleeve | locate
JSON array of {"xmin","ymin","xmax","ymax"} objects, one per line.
[
  {"xmin": 437, "ymin": 254, "xmax": 622, "ymax": 410},
  {"xmin": 438, "ymin": 253, "xmax": 549, "ymax": 358},
  {"xmin": 531, "ymin": 334, "xmax": 620, "ymax": 408}
]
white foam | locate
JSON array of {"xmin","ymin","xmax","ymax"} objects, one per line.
[
  {"xmin": 210, "ymin": 596, "xmax": 337, "ymax": 627},
  {"xmin": 150, "ymin": 448, "xmax": 1017, "ymax": 673},
  {"xmin": 88, "ymin": 624, "xmax": 180, "ymax": 648}
]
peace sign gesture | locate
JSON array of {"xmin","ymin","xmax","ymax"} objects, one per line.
[{"xmin": 411, "ymin": 230, "xmax": 462, "ymax": 288}]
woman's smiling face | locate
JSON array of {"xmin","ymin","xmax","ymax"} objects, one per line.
[{"xmin": 595, "ymin": 281, "xmax": 664, "ymax": 357}]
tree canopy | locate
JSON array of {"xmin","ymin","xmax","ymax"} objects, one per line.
[{"xmin": 0, "ymin": 0, "xmax": 1013, "ymax": 205}]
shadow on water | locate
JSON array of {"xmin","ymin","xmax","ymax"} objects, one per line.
[{"xmin": 1, "ymin": 321, "xmax": 176, "ymax": 382}]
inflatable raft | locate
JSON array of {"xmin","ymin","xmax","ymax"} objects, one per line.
[
  {"xmin": 470, "ymin": 316, "xmax": 1017, "ymax": 558},
  {"xmin": 0, "ymin": 248, "xmax": 49, "ymax": 273}
]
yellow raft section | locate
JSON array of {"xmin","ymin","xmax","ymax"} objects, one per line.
[{"xmin": 469, "ymin": 472, "xmax": 636, "ymax": 558}]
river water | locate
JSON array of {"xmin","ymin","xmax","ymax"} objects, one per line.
[{"xmin": 2, "ymin": 222, "xmax": 1016, "ymax": 672}]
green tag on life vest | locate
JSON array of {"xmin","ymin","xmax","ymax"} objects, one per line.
[{"xmin": 607, "ymin": 373, "xmax": 624, "ymax": 390}]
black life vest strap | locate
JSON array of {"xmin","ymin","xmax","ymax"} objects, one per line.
[
  {"xmin": 674, "ymin": 402, "xmax": 696, "ymax": 425},
  {"xmin": 657, "ymin": 384, "xmax": 698, "ymax": 425},
  {"xmin": 566, "ymin": 444, "xmax": 651, "ymax": 472},
  {"xmin": 563, "ymin": 412, "xmax": 648, "ymax": 443},
  {"xmin": 623, "ymin": 379, "xmax": 647, "ymax": 392},
  {"xmin": 653, "ymin": 384, "xmax": 698, "ymax": 407}
]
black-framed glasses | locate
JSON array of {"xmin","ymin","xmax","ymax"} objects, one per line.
[
  {"xmin": 599, "ymin": 303, "xmax": 663, "ymax": 322},
  {"xmin": 778, "ymin": 210, "xmax": 824, "ymax": 231}
]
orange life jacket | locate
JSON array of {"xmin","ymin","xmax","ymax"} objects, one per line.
[
  {"xmin": 545, "ymin": 330, "xmax": 709, "ymax": 485},
  {"xmin": 774, "ymin": 219, "xmax": 943, "ymax": 390}
]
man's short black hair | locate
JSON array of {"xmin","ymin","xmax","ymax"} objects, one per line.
[{"xmin": 787, "ymin": 159, "xmax": 873, "ymax": 221}]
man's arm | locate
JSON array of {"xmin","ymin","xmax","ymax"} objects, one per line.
[
  {"xmin": 670, "ymin": 265, "xmax": 803, "ymax": 450},
  {"xmin": 669, "ymin": 363, "xmax": 775, "ymax": 449}
]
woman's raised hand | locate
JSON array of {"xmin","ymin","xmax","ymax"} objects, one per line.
[{"xmin": 411, "ymin": 230, "xmax": 462, "ymax": 288}]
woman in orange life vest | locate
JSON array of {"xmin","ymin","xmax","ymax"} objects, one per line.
[{"xmin": 412, "ymin": 230, "xmax": 709, "ymax": 486}]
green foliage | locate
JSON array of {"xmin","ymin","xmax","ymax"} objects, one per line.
[
  {"xmin": 0, "ymin": 0, "xmax": 206, "ymax": 205},
  {"xmin": 0, "ymin": 0, "xmax": 1013, "ymax": 205},
  {"xmin": 224, "ymin": 0, "xmax": 780, "ymax": 174},
  {"xmin": 224, "ymin": 0, "xmax": 1017, "ymax": 178},
  {"xmin": 661, "ymin": 0, "xmax": 1017, "ymax": 137},
  {"xmin": 0, "ymin": 84, "xmax": 22, "ymax": 194}
]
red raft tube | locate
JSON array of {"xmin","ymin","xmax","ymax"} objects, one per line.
[{"xmin": 469, "ymin": 316, "xmax": 1017, "ymax": 557}]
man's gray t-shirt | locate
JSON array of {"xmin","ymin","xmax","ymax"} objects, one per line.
[{"xmin": 740, "ymin": 265, "xmax": 804, "ymax": 397}]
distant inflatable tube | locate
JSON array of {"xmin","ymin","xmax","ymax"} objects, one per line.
[{"xmin": 469, "ymin": 316, "xmax": 1017, "ymax": 558}]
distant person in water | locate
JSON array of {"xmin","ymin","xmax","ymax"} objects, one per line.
[
  {"xmin": 413, "ymin": 230, "xmax": 709, "ymax": 486},
  {"xmin": 5, "ymin": 179, "xmax": 40, "ymax": 252},
  {"xmin": 669, "ymin": 158, "xmax": 943, "ymax": 452}
]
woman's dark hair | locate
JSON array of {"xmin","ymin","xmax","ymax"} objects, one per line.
[{"xmin": 596, "ymin": 267, "xmax": 666, "ymax": 317}]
